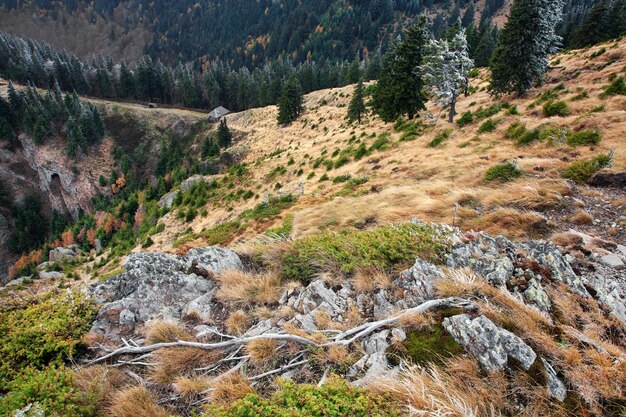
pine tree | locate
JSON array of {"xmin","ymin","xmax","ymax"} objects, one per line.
[
  {"xmin": 420, "ymin": 29, "xmax": 474, "ymax": 123},
  {"xmin": 490, "ymin": 0, "xmax": 565, "ymax": 96},
  {"xmin": 371, "ymin": 16, "xmax": 430, "ymax": 122},
  {"xmin": 347, "ymin": 79, "xmax": 367, "ymax": 124},
  {"xmin": 119, "ymin": 61, "xmax": 136, "ymax": 99},
  {"xmin": 277, "ymin": 75, "xmax": 304, "ymax": 125},
  {"xmin": 201, "ymin": 137, "xmax": 220, "ymax": 158},
  {"xmin": 217, "ymin": 118, "xmax": 233, "ymax": 148}
]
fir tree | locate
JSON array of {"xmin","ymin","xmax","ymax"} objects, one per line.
[
  {"xmin": 201, "ymin": 137, "xmax": 220, "ymax": 158},
  {"xmin": 277, "ymin": 75, "xmax": 304, "ymax": 125},
  {"xmin": 420, "ymin": 29, "xmax": 474, "ymax": 123},
  {"xmin": 347, "ymin": 79, "xmax": 367, "ymax": 124},
  {"xmin": 490, "ymin": 0, "xmax": 565, "ymax": 96},
  {"xmin": 371, "ymin": 16, "xmax": 430, "ymax": 122},
  {"xmin": 217, "ymin": 118, "xmax": 233, "ymax": 148}
]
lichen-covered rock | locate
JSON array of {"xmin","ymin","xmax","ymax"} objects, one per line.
[
  {"xmin": 89, "ymin": 248, "xmax": 242, "ymax": 340},
  {"xmin": 443, "ymin": 314, "xmax": 537, "ymax": 372},
  {"xmin": 49, "ymin": 247, "xmax": 77, "ymax": 262},
  {"xmin": 158, "ymin": 190, "xmax": 179, "ymax": 209},
  {"xmin": 396, "ymin": 258, "xmax": 444, "ymax": 306},
  {"xmin": 287, "ymin": 280, "xmax": 349, "ymax": 316},
  {"xmin": 541, "ymin": 358, "xmax": 567, "ymax": 402}
]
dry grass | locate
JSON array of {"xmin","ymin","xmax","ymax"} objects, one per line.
[
  {"xmin": 551, "ymin": 232, "xmax": 584, "ymax": 249},
  {"xmin": 314, "ymin": 344, "xmax": 356, "ymax": 367},
  {"xmin": 206, "ymin": 373, "xmax": 254, "ymax": 407},
  {"xmin": 225, "ymin": 310, "xmax": 251, "ymax": 336},
  {"xmin": 370, "ymin": 358, "xmax": 509, "ymax": 417},
  {"xmin": 245, "ymin": 339, "xmax": 279, "ymax": 366},
  {"xmin": 108, "ymin": 386, "xmax": 170, "ymax": 417},
  {"xmin": 73, "ymin": 365, "xmax": 129, "ymax": 410},
  {"xmin": 216, "ymin": 269, "xmax": 285, "ymax": 305},
  {"xmin": 351, "ymin": 267, "xmax": 392, "ymax": 293},
  {"xmin": 570, "ymin": 210, "xmax": 593, "ymax": 225},
  {"xmin": 173, "ymin": 376, "xmax": 211, "ymax": 399},
  {"xmin": 145, "ymin": 320, "xmax": 193, "ymax": 344},
  {"xmin": 150, "ymin": 347, "xmax": 222, "ymax": 384},
  {"xmin": 315, "ymin": 309, "xmax": 348, "ymax": 331}
]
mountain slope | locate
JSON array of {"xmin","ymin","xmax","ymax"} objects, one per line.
[{"xmin": 1, "ymin": 35, "xmax": 626, "ymax": 417}]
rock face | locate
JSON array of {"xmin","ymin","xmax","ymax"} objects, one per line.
[
  {"xmin": 89, "ymin": 247, "xmax": 242, "ymax": 340},
  {"xmin": 443, "ymin": 314, "xmax": 537, "ymax": 372},
  {"xmin": 49, "ymin": 247, "xmax": 77, "ymax": 262},
  {"xmin": 589, "ymin": 170, "xmax": 626, "ymax": 188}
]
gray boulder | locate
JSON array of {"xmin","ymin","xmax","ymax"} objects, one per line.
[
  {"xmin": 38, "ymin": 271, "xmax": 65, "ymax": 280},
  {"xmin": 158, "ymin": 190, "xmax": 179, "ymax": 209},
  {"xmin": 443, "ymin": 314, "xmax": 537, "ymax": 372},
  {"xmin": 49, "ymin": 247, "xmax": 76, "ymax": 262},
  {"xmin": 89, "ymin": 248, "xmax": 242, "ymax": 340},
  {"xmin": 541, "ymin": 358, "xmax": 567, "ymax": 402}
]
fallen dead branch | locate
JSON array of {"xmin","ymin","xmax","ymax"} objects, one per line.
[{"xmin": 90, "ymin": 297, "xmax": 473, "ymax": 369}]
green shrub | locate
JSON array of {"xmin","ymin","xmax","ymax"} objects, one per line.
[
  {"xmin": 478, "ymin": 118, "xmax": 498, "ymax": 133},
  {"xmin": 566, "ymin": 130, "xmax": 601, "ymax": 146},
  {"xmin": 281, "ymin": 222, "xmax": 450, "ymax": 282},
  {"xmin": 570, "ymin": 91, "xmax": 589, "ymax": 101},
  {"xmin": 475, "ymin": 103, "xmax": 501, "ymax": 119},
  {"xmin": 243, "ymin": 195, "xmax": 296, "ymax": 220},
  {"xmin": 333, "ymin": 174, "xmax": 352, "ymax": 183},
  {"xmin": 516, "ymin": 128, "xmax": 541, "ymax": 146},
  {"xmin": 562, "ymin": 153, "xmax": 612, "ymax": 183},
  {"xmin": 485, "ymin": 162, "xmax": 523, "ymax": 182},
  {"xmin": 505, "ymin": 121, "xmax": 527, "ymax": 140},
  {"xmin": 543, "ymin": 101, "xmax": 571, "ymax": 117},
  {"xmin": 203, "ymin": 221, "xmax": 241, "ymax": 246},
  {"xmin": 507, "ymin": 105, "xmax": 520, "ymax": 115},
  {"xmin": 334, "ymin": 156, "xmax": 351, "ymax": 169},
  {"xmin": 0, "ymin": 365, "xmax": 96, "ymax": 417},
  {"xmin": 600, "ymin": 76, "xmax": 626, "ymax": 97},
  {"xmin": 319, "ymin": 173, "xmax": 330, "ymax": 182},
  {"xmin": 266, "ymin": 215, "xmax": 294, "ymax": 237},
  {"xmin": 0, "ymin": 290, "xmax": 96, "ymax": 391},
  {"xmin": 457, "ymin": 111, "xmax": 474, "ymax": 127},
  {"xmin": 353, "ymin": 143, "xmax": 368, "ymax": 160},
  {"xmin": 369, "ymin": 133, "xmax": 391, "ymax": 152},
  {"xmin": 428, "ymin": 129, "xmax": 452, "ymax": 148},
  {"xmin": 205, "ymin": 377, "xmax": 404, "ymax": 417}
]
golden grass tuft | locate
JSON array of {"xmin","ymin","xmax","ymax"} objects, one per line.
[
  {"xmin": 245, "ymin": 338, "xmax": 279, "ymax": 366},
  {"xmin": 350, "ymin": 267, "xmax": 392, "ymax": 293},
  {"xmin": 145, "ymin": 320, "xmax": 193, "ymax": 344},
  {"xmin": 369, "ymin": 358, "xmax": 509, "ymax": 417},
  {"xmin": 173, "ymin": 376, "xmax": 211, "ymax": 399},
  {"xmin": 225, "ymin": 309, "xmax": 251, "ymax": 336},
  {"xmin": 570, "ymin": 210, "xmax": 593, "ymax": 225},
  {"xmin": 216, "ymin": 269, "xmax": 285, "ymax": 305},
  {"xmin": 206, "ymin": 373, "xmax": 254, "ymax": 407},
  {"xmin": 314, "ymin": 344, "xmax": 356, "ymax": 367},
  {"xmin": 150, "ymin": 347, "xmax": 222, "ymax": 384},
  {"xmin": 73, "ymin": 365, "xmax": 129, "ymax": 410},
  {"xmin": 550, "ymin": 232, "xmax": 584, "ymax": 248},
  {"xmin": 108, "ymin": 386, "xmax": 170, "ymax": 417}
]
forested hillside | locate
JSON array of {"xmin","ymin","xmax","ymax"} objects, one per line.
[{"xmin": 0, "ymin": 0, "xmax": 623, "ymax": 70}]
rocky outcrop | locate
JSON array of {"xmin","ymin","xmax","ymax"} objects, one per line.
[
  {"xmin": 589, "ymin": 170, "xmax": 626, "ymax": 188},
  {"xmin": 89, "ymin": 247, "xmax": 242, "ymax": 340},
  {"xmin": 49, "ymin": 247, "xmax": 77, "ymax": 262},
  {"xmin": 443, "ymin": 314, "xmax": 537, "ymax": 371}
]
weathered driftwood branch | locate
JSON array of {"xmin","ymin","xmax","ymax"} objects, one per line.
[{"xmin": 90, "ymin": 297, "xmax": 474, "ymax": 366}]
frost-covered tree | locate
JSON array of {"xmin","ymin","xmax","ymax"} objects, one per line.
[
  {"xmin": 490, "ymin": 0, "xmax": 565, "ymax": 96},
  {"xmin": 420, "ymin": 29, "xmax": 474, "ymax": 123}
]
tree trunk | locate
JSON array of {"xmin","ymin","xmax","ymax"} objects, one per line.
[{"xmin": 448, "ymin": 96, "xmax": 457, "ymax": 123}]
